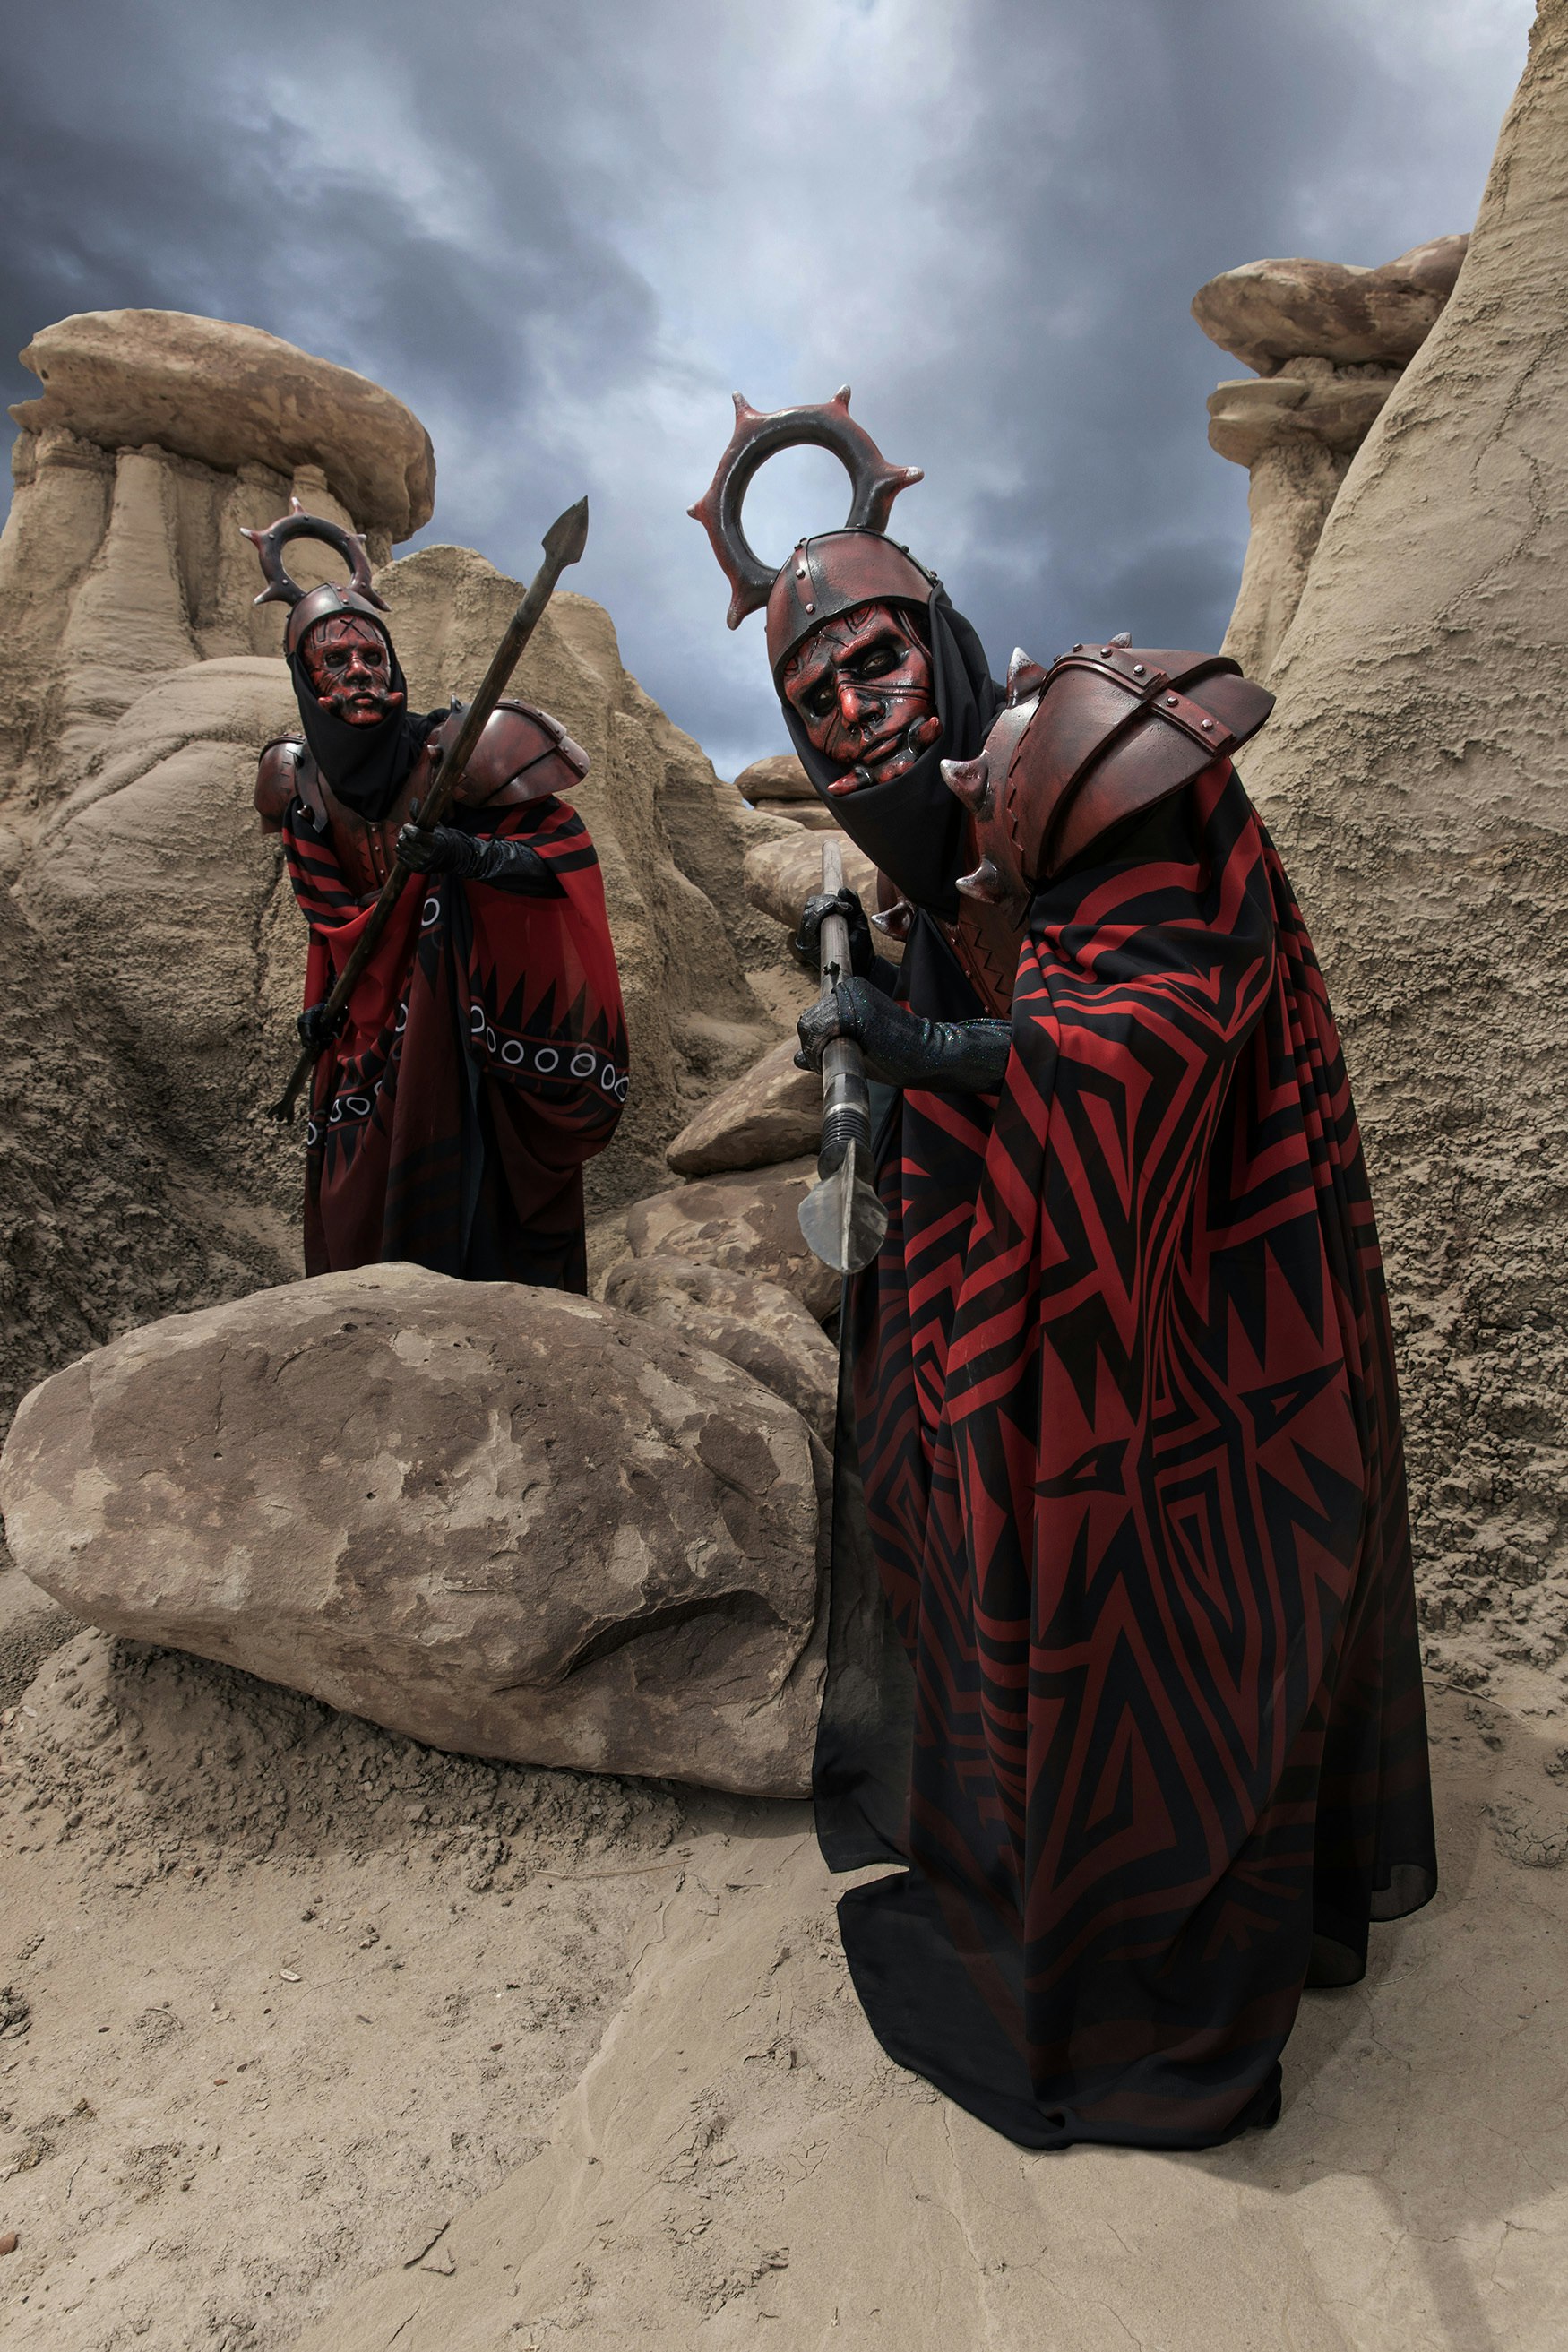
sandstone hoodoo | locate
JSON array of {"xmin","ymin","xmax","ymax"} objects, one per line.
[
  {"xmin": 733, "ymin": 750, "xmax": 835, "ymax": 830},
  {"xmin": 1191, "ymin": 240, "xmax": 1469, "ymax": 376},
  {"xmin": 0, "ymin": 1263, "xmax": 828, "ymax": 1797},
  {"xmin": 12, "ymin": 310, "xmax": 435, "ymax": 540},
  {"xmin": 1193, "ymin": 237, "xmax": 1470, "ymax": 676},
  {"xmin": 734, "ymin": 752, "xmax": 815, "ymax": 804},
  {"xmin": 1238, "ymin": 5, "xmax": 1568, "ymax": 1701}
]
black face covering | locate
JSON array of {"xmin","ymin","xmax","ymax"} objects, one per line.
[
  {"xmin": 288, "ymin": 621, "xmax": 443, "ymax": 823},
  {"xmin": 781, "ymin": 590, "xmax": 1001, "ymax": 919}
]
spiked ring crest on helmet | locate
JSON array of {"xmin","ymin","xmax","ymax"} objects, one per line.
[{"xmin": 688, "ymin": 387, "xmax": 924, "ymax": 631}]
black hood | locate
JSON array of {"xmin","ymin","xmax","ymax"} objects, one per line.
[
  {"xmin": 288, "ymin": 623, "xmax": 443, "ymax": 823},
  {"xmin": 782, "ymin": 590, "xmax": 1001, "ymax": 918}
]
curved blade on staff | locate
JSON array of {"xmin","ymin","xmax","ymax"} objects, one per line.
[
  {"xmin": 797, "ymin": 837, "xmax": 889, "ymax": 1276},
  {"xmin": 266, "ymin": 495, "xmax": 590, "ymax": 1123}
]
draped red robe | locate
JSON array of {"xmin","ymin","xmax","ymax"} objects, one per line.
[
  {"xmin": 280, "ymin": 795, "xmax": 626, "ymax": 1289},
  {"xmin": 818, "ymin": 761, "xmax": 1435, "ymax": 2149}
]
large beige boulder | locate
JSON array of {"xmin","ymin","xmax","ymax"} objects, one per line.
[
  {"xmin": 666, "ymin": 1037, "xmax": 820, "ymax": 1176},
  {"xmin": 0, "ymin": 1264, "xmax": 827, "ymax": 1797},
  {"xmin": 1238, "ymin": 1, "xmax": 1568, "ymax": 1693},
  {"xmin": 623, "ymin": 1159, "xmax": 840, "ymax": 1322},
  {"xmin": 12, "ymin": 311, "xmax": 434, "ymax": 539},
  {"xmin": 603, "ymin": 1255, "xmax": 838, "ymax": 1444},
  {"xmin": 745, "ymin": 828, "xmax": 881, "ymax": 931},
  {"xmin": 1191, "ymin": 241, "xmax": 1468, "ymax": 376},
  {"xmin": 734, "ymin": 752, "xmax": 835, "ymax": 829},
  {"xmin": 735, "ymin": 752, "xmax": 814, "ymax": 803}
]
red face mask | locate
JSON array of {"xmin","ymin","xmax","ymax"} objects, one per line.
[
  {"xmin": 780, "ymin": 602, "xmax": 941, "ymax": 795},
  {"xmin": 300, "ymin": 616, "xmax": 404, "ymax": 728}
]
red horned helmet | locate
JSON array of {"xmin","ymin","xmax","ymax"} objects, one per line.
[
  {"xmin": 688, "ymin": 388, "xmax": 935, "ymax": 677},
  {"xmin": 241, "ymin": 499, "xmax": 392, "ymax": 660}
]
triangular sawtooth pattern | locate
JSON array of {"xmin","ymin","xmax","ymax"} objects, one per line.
[{"xmin": 832, "ymin": 760, "xmax": 1435, "ymax": 2150}]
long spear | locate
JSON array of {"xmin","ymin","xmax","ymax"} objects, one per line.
[
  {"xmin": 797, "ymin": 837, "xmax": 889, "ymax": 1275},
  {"xmin": 267, "ymin": 495, "xmax": 590, "ymax": 1123}
]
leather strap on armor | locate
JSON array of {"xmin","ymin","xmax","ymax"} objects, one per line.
[
  {"xmin": 943, "ymin": 640, "xmax": 1274, "ymax": 925},
  {"xmin": 254, "ymin": 698, "xmax": 586, "ymax": 898}
]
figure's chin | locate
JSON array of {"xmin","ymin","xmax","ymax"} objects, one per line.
[{"xmin": 825, "ymin": 744, "xmax": 920, "ymax": 797}]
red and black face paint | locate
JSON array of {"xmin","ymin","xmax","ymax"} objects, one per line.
[
  {"xmin": 300, "ymin": 615, "xmax": 404, "ymax": 728},
  {"xmin": 780, "ymin": 602, "xmax": 942, "ymax": 796}
]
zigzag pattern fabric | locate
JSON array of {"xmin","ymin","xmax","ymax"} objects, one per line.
[
  {"xmin": 281, "ymin": 796, "xmax": 627, "ymax": 1288},
  {"xmin": 834, "ymin": 760, "xmax": 1435, "ymax": 2149}
]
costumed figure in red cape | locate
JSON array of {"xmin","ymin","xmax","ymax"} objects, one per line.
[
  {"xmin": 247, "ymin": 510, "xmax": 627, "ymax": 1290},
  {"xmin": 692, "ymin": 391, "xmax": 1435, "ymax": 2150}
]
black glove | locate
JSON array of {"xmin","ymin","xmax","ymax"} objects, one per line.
[
  {"xmin": 789, "ymin": 887, "xmax": 883, "ymax": 981},
  {"xmin": 297, "ymin": 1000, "xmax": 346, "ymax": 1051},
  {"xmin": 795, "ymin": 978, "xmax": 1011, "ymax": 1092},
  {"xmin": 395, "ymin": 823, "xmax": 558, "ymax": 895}
]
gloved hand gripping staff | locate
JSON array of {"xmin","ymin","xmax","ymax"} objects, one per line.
[{"xmin": 796, "ymin": 839, "xmax": 890, "ymax": 1277}]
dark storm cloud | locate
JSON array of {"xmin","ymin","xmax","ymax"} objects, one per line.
[{"xmin": 0, "ymin": 0, "xmax": 1532, "ymax": 774}]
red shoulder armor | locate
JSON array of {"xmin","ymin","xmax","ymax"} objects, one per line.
[
  {"xmin": 944, "ymin": 642, "xmax": 1274, "ymax": 912},
  {"xmin": 434, "ymin": 699, "xmax": 590, "ymax": 807},
  {"xmin": 255, "ymin": 737, "xmax": 306, "ymax": 831}
]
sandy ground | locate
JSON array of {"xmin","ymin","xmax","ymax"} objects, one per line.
[
  {"xmin": 2, "ymin": 1570, "xmax": 1566, "ymax": 2351},
  {"xmin": 0, "ymin": 1592, "xmax": 689, "ymax": 2348}
]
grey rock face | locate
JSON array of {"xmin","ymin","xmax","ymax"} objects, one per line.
[
  {"xmin": 603, "ymin": 1255, "xmax": 838, "ymax": 1444},
  {"xmin": 0, "ymin": 1264, "xmax": 827, "ymax": 1797}
]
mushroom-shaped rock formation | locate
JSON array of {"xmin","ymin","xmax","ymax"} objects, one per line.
[
  {"xmin": 735, "ymin": 753, "xmax": 816, "ymax": 803},
  {"xmin": 0, "ymin": 1263, "xmax": 827, "ymax": 1797},
  {"xmin": 1239, "ymin": 0, "xmax": 1568, "ymax": 1698},
  {"xmin": 1192, "ymin": 239, "xmax": 1469, "ymax": 377},
  {"xmin": 12, "ymin": 310, "xmax": 435, "ymax": 540},
  {"xmin": 1194, "ymin": 239, "xmax": 1469, "ymax": 676}
]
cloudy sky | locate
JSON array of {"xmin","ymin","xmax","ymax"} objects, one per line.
[{"xmin": 0, "ymin": 0, "xmax": 1535, "ymax": 775}]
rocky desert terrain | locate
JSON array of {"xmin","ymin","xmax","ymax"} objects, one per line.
[{"xmin": 4, "ymin": 4, "xmax": 1568, "ymax": 2346}]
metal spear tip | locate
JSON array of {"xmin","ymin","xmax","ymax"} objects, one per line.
[
  {"xmin": 542, "ymin": 496, "xmax": 590, "ymax": 571},
  {"xmin": 798, "ymin": 1140, "xmax": 887, "ymax": 1275}
]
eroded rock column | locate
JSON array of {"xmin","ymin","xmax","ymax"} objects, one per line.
[{"xmin": 1194, "ymin": 238, "xmax": 1467, "ymax": 676}]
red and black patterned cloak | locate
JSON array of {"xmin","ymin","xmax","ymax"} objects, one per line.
[
  {"xmin": 814, "ymin": 758, "xmax": 1435, "ymax": 2150},
  {"xmin": 278, "ymin": 790, "xmax": 626, "ymax": 1290}
]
